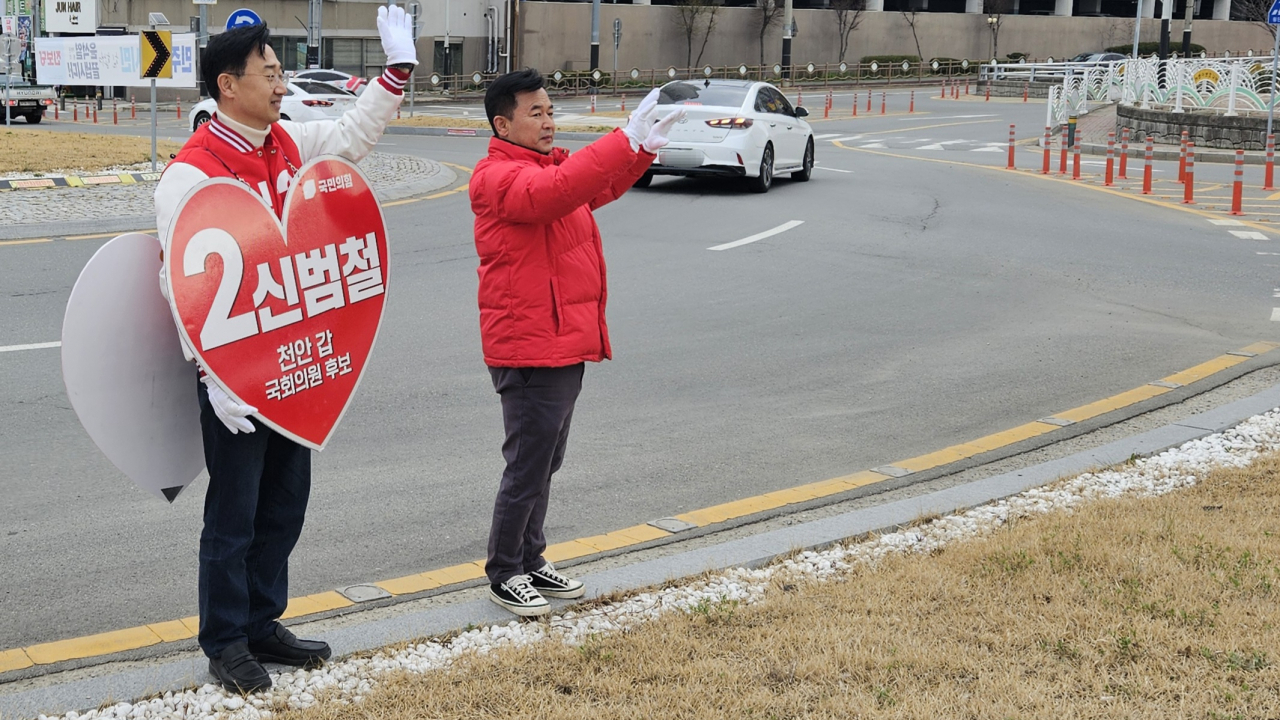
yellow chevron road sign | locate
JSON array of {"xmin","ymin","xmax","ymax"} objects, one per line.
[{"xmin": 140, "ymin": 30, "xmax": 172, "ymax": 79}]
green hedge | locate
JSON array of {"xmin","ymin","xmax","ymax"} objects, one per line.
[
  {"xmin": 1105, "ymin": 41, "xmax": 1205, "ymax": 56},
  {"xmin": 1006, "ymin": 51, "xmax": 1028, "ymax": 61}
]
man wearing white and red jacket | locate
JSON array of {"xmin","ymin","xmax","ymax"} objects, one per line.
[
  {"xmin": 470, "ymin": 71, "xmax": 684, "ymax": 617},
  {"xmin": 153, "ymin": 10, "xmax": 415, "ymax": 694}
]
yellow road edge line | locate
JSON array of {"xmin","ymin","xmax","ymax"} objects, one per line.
[
  {"xmin": 832, "ymin": 142, "xmax": 1279, "ymax": 234},
  {"xmin": 64, "ymin": 229, "xmax": 158, "ymax": 241},
  {"xmin": 381, "ymin": 183, "xmax": 470, "ymax": 208},
  {"xmin": 7, "ymin": 342, "xmax": 1271, "ymax": 669},
  {"xmin": 0, "ymin": 238, "xmax": 52, "ymax": 246},
  {"xmin": 25, "ymin": 626, "xmax": 163, "ymax": 665},
  {"xmin": 0, "ymin": 648, "xmax": 34, "ymax": 673},
  {"xmin": 1267, "ymin": 190, "xmax": 1280, "ymax": 201}
]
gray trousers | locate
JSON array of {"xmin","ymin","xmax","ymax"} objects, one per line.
[{"xmin": 485, "ymin": 363, "xmax": 585, "ymax": 585}]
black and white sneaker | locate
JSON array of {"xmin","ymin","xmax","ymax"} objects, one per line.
[
  {"xmin": 528, "ymin": 562, "xmax": 586, "ymax": 599},
  {"xmin": 489, "ymin": 574, "xmax": 551, "ymax": 617}
]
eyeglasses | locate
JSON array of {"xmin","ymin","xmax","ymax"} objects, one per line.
[{"xmin": 237, "ymin": 72, "xmax": 286, "ymax": 86}]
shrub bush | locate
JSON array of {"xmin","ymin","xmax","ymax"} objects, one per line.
[
  {"xmin": 860, "ymin": 55, "xmax": 922, "ymax": 65},
  {"xmin": 1105, "ymin": 41, "xmax": 1205, "ymax": 56}
]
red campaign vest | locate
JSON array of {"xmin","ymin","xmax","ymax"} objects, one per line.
[{"xmin": 169, "ymin": 116, "xmax": 302, "ymax": 219}]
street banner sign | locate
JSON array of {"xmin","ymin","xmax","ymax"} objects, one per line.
[
  {"xmin": 225, "ymin": 7, "xmax": 261, "ymax": 30},
  {"xmin": 1270, "ymin": 0, "xmax": 1280, "ymax": 23},
  {"xmin": 62, "ymin": 233, "xmax": 205, "ymax": 503},
  {"xmin": 36, "ymin": 34, "xmax": 196, "ymax": 87},
  {"xmin": 140, "ymin": 29, "xmax": 172, "ymax": 78},
  {"xmin": 1, "ymin": 15, "xmax": 13, "ymax": 34},
  {"xmin": 165, "ymin": 156, "xmax": 390, "ymax": 450}
]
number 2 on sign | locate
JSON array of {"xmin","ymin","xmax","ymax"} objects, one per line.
[{"xmin": 184, "ymin": 228, "xmax": 257, "ymax": 351}]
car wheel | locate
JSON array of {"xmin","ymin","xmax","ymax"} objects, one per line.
[
  {"xmin": 193, "ymin": 111, "xmax": 211, "ymax": 131},
  {"xmin": 747, "ymin": 143, "xmax": 774, "ymax": 194},
  {"xmin": 279, "ymin": 114, "xmax": 291, "ymax": 122},
  {"xmin": 633, "ymin": 171, "xmax": 654, "ymax": 189},
  {"xmin": 792, "ymin": 138, "xmax": 813, "ymax": 182},
  {"xmin": 25, "ymin": 112, "xmax": 42, "ymax": 124}
]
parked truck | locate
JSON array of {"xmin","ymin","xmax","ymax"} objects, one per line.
[{"xmin": 2, "ymin": 74, "xmax": 56, "ymax": 124}]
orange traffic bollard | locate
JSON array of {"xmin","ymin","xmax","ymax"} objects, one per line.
[
  {"xmin": 1007, "ymin": 124, "xmax": 1016, "ymax": 170},
  {"xmin": 965, "ymin": 78, "xmax": 970, "ymax": 95},
  {"xmin": 1072, "ymin": 135, "xmax": 1081, "ymax": 180},
  {"xmin": 177, "ymin": 99, "xmax": 181, "ymax": 119},
  {"xmin": 1104, "ymin": 131, "xmax": 1115, "ymax": 186},
  {"xmin": 1178, "ymin": 130, "xmax": 1188, "ymax": 183},
  {"xmin": 909, "ymin": 90, "xmax": 915, "ymax": 113},
  {"xmin": 92, "ymin": 104, "xmax": 98, "ymax": 124},
  {"xmin": 113, "ymin": 100, "xmax": 118, "ymax": 125},
  {"xmin": 72, "ymin": 103, "xmax": 78, "ymax": 122},
  {"xmin": 940, "ymin": 79, "xmax": 947, "ymax": 99},
  {"xmin": 621, "ymin": 94, "xmax": 626, "ymax": 113},
  {"xmin": 866, "ymin": 92, "xmax": 871, "ymax": 113},
  {"xmin": 590, "ymin": 94, "xmax": 596, "ymax": 113},
  {"xmin": 1142, "ymin": 136, "xmax": 1154, "ymax": 194},
  {"xmin": 1266, "ymin": 134, "xmax": 1276, "ymax": 191},
  {"xmin": 1023, "ymin": 82, "xmax": 1028, "ymax": 102},
  {"xmin": 824, "ymin": 92, "xmax": 830, "ymax": 119},
  {"xmin": 1118, "ymin": 127, "xmax": 1129, "ymax": 179},
  {"xmin": 1041, "ymin": 126, "xmax": 1051, "ymax": 174},
  {"xmin": 880, "ymin": 92, "xmax": 886, "ymax": 115},
  {"xmin": 985, "ymin": 85, "xmax": 991, "ymax": 102},
  {"xmin": 53, "ymin": 103, "xmax": 59, "ymax": 121},
  {"xmin": 1059, "ymin": 125, "xmax": 1068, "ymax": 175},
  {"xmin": 852, "ymin": 92, "xmax": 858, "ymax": 116},
  {"xmin": 1230, "ymin": 149, "xmax": 1245, "ymax": 216},
  {"xmin": 131, "ymin": 96, "xmax": 136, "ymax": 120},
  {"xmin": 1183, "ymin": 143, "xmax": 1196, "ymax": 204}
]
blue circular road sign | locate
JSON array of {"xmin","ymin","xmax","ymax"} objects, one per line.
[{"xmin": 225, "ymin": 8, "xmax": 263, "ymax": 31}]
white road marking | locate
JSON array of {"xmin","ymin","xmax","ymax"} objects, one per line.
[
  {"xmin": 971, "ymin": 146, "xmax": 1003, "ymax": 152},
  {"xmin": 708, "ymin": 220, "xmax": 805, "ymax": 251},
  {"xmin": 816, "ymin": 167, "xmax": 854, "ymax": 173},
  {"xmin": 0, "ymin": 341, "xmax": 60, "ymax": 353},
  {"xmin": 830, "ymin": 135, "xmax": 863, "ymax": 142},
  {"xmin": 1210, "ymin": 218, "xmax": 1246, "ymax": 226},
  {"xmin": 918, "ymin": 144, "xmax": 944, "ymax": 150},
  {"xmin": 1271, "ymin": 308, "xmax": 1280, "ymax": 322},
  {"xmin": 812, "ymin": 133, "xmax": 841, "ymax": 140},
  {"xmin": 929, "ymin": 114, "xmax": 998, "ymax": 119},
  {"xmin": 1231, "ymin": 230, "xmax": 1269, "ymax": 240},
  {"xmin": 859, "ymin": 142, "xmax": 887, "ymax": 149}
]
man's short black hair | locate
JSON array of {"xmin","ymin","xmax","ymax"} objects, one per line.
[
  {"xmin": 484, "ymin": 68, "xmax": 545, "ymax": 135},
  {"xmin": 202, "ymin": 24, "xmax": 272, "ymax": 102}
]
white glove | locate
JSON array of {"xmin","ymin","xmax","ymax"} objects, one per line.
[
  {"xmin": 642, "ymin": 108, "xmax": 685, "ymax": 154},
  {"xmin": 622, "ymin": 88, "xmax": 661, "ymax": 152},
  {"xmin": 202, "ymin": 374, "xmax": 258, "ymax": 434},
  {"xmin": 377, "ymin": 4, "xmax": 418, "ymax": 67}
]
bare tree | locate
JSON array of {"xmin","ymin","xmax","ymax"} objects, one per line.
[
  {"xmin": 832, "ymin": 0, "xmax": 866, "ymax": 64},
  {"xmin": 1233, "ymin": 0, "xmax": 1278, "ymax": 39},
  {"xmin": 1100, "ymin": 17, "xmax": 1136, "ymax": 51},
  {"xmin": 898, "ymin": 0, "xmax": 924, "ymax": 63},
  {"xmin": 984, "ymin": 0, "xmax": 1010, "ymax": 60},
  {"xmin": 757, "ymin": 0, "xmax": 782, "ymax": 67},
  {"xmin": 674, "ymin": 0, "xmax": 720, "ymax": 70}
]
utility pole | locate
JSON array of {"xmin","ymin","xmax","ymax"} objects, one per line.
[
  {"xmin": 590, "ymin": 0, "xmax": 599, "ymax": 73},
  {"xmin": 1179, "ymin": 0, "xmax": 1193, "ymax": 56},
  {"xmin": 306, "ymin": 0, "xmax": 321, "ymax": 68},
  {"xmin": 1159, "ymin": 0, "xmax": 1171, "ymax": 61},
  {"xmin": 781, "ymin": 0, "xmax": 793, "ymax": 79}
]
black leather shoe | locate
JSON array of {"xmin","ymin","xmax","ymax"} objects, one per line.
[
  {"xmin": 209, "ymin": 642, "xmax": 272, "ymax": 694},
  {"xmin": 247, "ymin": 624, "xmax": 331, "ymax": 667}
]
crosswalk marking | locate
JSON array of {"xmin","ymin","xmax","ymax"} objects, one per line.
[{"xmin": 812, "ymin": 133, "xmax": 841, "ymax": 140}]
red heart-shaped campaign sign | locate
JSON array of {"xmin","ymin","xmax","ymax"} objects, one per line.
[{"xmin": 166, "ymin": 156, "xmax": 389, "ymax": 450}]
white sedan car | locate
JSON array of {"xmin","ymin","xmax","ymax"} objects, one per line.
[
  {"xmin": 636, "ymin": 79, "xmax": 814, "ymax": 193},
  {"xmin": 188, "ymin": 80, "xmax": 359, "ymax": 132}
]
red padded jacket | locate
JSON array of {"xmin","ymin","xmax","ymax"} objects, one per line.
[{"xmin": 470, "ymin": 129, "xmax": 655, "ymax": 368}]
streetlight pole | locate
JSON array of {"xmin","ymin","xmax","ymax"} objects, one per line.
[
  {"xmin": 781, "ymin": 0, "xmax": 793, "ymax": 80},
  {"xmin": 590, "ymin": 0, "xmax": 600, "ymax": 73}
]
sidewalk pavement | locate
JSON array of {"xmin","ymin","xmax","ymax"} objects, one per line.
[{"xmin": 3, "ymin": 349, "xmax": 1280, "ymax": 718}]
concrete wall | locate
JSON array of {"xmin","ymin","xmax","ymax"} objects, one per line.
[{"xmin": 519, "ymin": 2, "xmax": 1275, "ymax": 74}]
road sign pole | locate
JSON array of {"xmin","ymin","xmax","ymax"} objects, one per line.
[{"xmin": 150, "ymin": 78, "xmax": 157, "ymax": 171}]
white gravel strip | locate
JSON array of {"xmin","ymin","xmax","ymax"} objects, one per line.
[{"xmin": 34, "ymin": 407, "xmax": 1280, "ymax": 720}]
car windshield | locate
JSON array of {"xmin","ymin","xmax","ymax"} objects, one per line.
[
  {"xmin": 658, "ymin": 82, "xmax": 749, "ymax": 108},
  {"xmin": 1, "ymin": 75, "xmax": 30, "ymax": 86},
  {"xmin": 293, "ymin": 80, "xmax": 355, "ymax": 96}
]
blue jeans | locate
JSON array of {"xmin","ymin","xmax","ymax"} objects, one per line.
[{"xmin": 196, "ymin": 376, "xmax": 311, "ymax": 657}]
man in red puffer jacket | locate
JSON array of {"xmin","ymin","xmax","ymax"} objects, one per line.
[{"xmin": 470, "ymin": 70, "xmax": 683, "ymax": 617}]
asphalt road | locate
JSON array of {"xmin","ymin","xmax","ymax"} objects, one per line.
[{"xmin": 2, "ymin": 90, "xmax": 1277, "ymax": 650}]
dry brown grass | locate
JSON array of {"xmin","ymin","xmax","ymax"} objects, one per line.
[
  {"xmin": 0, "ymin": 129, "xmax": 183, "ymax": 174},
  {"xmin": 283, "ymin": 456, "xmax": 1280, "ymax": 719},
  {"xmin": 388, "ymin": 115, "xmax": 617, "ymax": 133}
]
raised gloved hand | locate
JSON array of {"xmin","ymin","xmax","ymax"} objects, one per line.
[
  {"xmin": 642, "ymin": 108, "xmax": 686, "ymax": 154},
  {"xmin": 377, "ymin": 3, "xmax": 418, "ymax": 67},
  {"xmin": 201, "ymin": 374, "xmax": 258, "ymax": 434},
  {"xmin": 622, "ymin": 88, "xmax": 662, "ymax": 152}
]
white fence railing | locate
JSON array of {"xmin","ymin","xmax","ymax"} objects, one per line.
[{"xmin": 990, "ymin": 57, "xmax": 1279, "ymax": 126}]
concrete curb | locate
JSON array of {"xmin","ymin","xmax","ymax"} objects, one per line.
[{"xmin": 4, "ymin": 382, "xmax": 1279, "ymax": 719}]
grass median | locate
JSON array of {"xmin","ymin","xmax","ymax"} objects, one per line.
[
  {"xmin": 282, "ymin": 454, "xmax": 1280, "ymax": 719},
  {"xmin": 0, "ymin": 129, "xmax": 183, "ymax": 175}
]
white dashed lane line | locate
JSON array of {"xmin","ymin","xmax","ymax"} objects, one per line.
[
  {"xmin": 0, "ymin": 341, "xmax": 61, "ymax": 353},
  {"xmin": 708, "ymin": 220, "xmax": 805, "ymax": 251}
]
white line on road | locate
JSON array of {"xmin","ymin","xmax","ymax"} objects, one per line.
[
  {"xmin": 816, "ymin": 167, "xmax": 854, "ymax": 173},
  {"xmin": 812, "ymin": 133, "xmax": 841, "ymax": 140},
  {"xmin": 1231, "ymin": 230, "xmax": 1269, "ymax": 240},
  {"xmin": 1210, "ymin": 218, "xmax": 1246, "ymax": 226},
  {"xmin": 0, "ymin": 341, "xmax": 60, "ymax": 353},
  {"xmin": 708, "ymin": 220, "xmax": 805, "ymax": 251},
  {"xmin": 829, "ymin": 135, "xmax": 863, "ymax": 142},
  {"xmin": 1271, "ymin": 308, "xmax": 1280, "ymax": 322}
]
